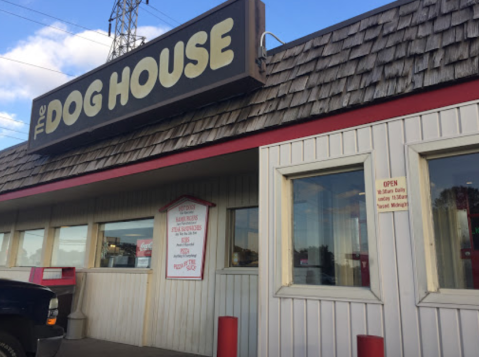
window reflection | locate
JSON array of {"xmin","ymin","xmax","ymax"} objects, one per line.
[
  {"xmin": 0, "ymin": 232, "xmax": 10, "ymax": 266},
  {"xmin": 16, "ymin": 229, "xmax": 44, "ymax": 267},
  {"xmin": 98, "ymin": 219, "xmax": 154, "ymax": 268},
  {"xmin": 230, "ymin": 207, "xmax": 259, "ymax": 267},
  {"xmin": 429, "ymin": 152, "xmax": 479, "ymax": 290},
  {"xmin": 51, "ymin": 226, "xmax": 88, "ymax": 268},
  {"xmin": 292, "ymin": 169, "xmax": 369, "ymax": 287}
]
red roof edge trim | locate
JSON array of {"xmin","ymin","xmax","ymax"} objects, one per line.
[{"xmin": 1, "ymin": 78, "xmax": 479, "ymax": 203}]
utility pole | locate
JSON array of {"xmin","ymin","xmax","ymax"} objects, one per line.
[{"xmin": 107, "ymin": 0, "xmax": 148, "ymax": 62}]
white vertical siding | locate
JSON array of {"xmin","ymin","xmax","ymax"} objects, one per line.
[
  {"xmin": 147, "ymin": 174, "xmax": 259, "ymax": 357},
  {"xmin": 259, "ymin": 99, "xmax": 479, "ymax": 357},
  {"xmin": 82, "ymin": 272, "xmax": 149, "ymax": 346}
]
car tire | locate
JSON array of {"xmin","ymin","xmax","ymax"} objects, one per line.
[{"xmin": 0, "ymin": 332, "xmax": 26, "ymax": 357}]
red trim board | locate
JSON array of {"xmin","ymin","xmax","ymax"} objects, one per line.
[{"xmin": 1, "ymin": 78, "xmax": 479, "ymax": 203}]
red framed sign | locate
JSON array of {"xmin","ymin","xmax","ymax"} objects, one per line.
[{"xmin": 160, "ymin": 195, "xmax": 215, "ymax": 280}]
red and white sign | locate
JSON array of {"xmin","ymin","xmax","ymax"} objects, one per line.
[
  {"xmin": 375, "ymin": 176, "xmax": 409, "ymax": 213},
  {"xmin": 136, "ymin": 239, "xmax": 153, "ymax": 257},
  {"xmin": 160, "ymin": 195, "xmax": 215, "ymax": 280}
]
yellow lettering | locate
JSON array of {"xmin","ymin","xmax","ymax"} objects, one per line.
[
  {"xmin": 130, "ymin": 57, "xmax": 158, "ymax": 99},
  {"xmin": 108, "ymin": 67, "xmax": 130, "ymax": 110},
  {"xmin": 63, "ymin": 90, "xmax": 83, "ymax": 126},
  {"xmin": 185, "ymin": 31, "xmax": 208, "ymax": 79},
  {"xmin": 84, "ymin": 79, "xmax": 103, "ymax": 117},
  {"xmin": 159, "ymin": 41, "xmax": 184, "ymax": 88},
  {"xmin": 210, "ymin": 18, "xmax": 234, "ymax": 71},
  {"xmin": 45, "ymin": 99, "xmax": 62, "ymax": 134}
]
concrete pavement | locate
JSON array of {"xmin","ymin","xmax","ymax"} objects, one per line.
[{"xmin": 56, "ymin": 338, "xmax": 203, "ymax": 357}]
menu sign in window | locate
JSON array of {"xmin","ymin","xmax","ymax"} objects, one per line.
[{"xmin": 163, "ymin": 196, "xmax": 214, "ymax": 280}]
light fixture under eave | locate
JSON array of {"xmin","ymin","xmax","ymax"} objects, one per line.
[
  {"xmin": 359, "ymin": 192, "xmax": 366, "ymax": 196},
  {"xmin": 125, "ymin": 234, "xmax": 142, "ymax": 237},
  {"xmin": 467, "ymin": 182, "xmax": 473, "ymax": 185}
]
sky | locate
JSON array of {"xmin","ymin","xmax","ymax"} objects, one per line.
[{"xmin": 0, "ymin": 0, "xmax": 394, "ymax": 151}]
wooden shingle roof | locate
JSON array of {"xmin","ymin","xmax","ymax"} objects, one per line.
[{"xmin": 1, "ymin": 0, "xmax": 479, "ymax": 194}]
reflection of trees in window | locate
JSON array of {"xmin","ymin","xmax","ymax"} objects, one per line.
[
  {"xmin": 432, "ymin": 186, "xmax": 479, "ymax": 289},
  {"xmin": 294, "ymin": 245, "xmax": 336, "ymax": 285}
]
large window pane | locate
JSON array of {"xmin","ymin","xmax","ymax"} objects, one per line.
[
  {"xmin": 16, "ymin": 229, "xmax": 44, "ymax": 267},
  {"xmin": 230, "ymin": 207, "xmax": 259, "ymax": 267},
  {"xmin": 0, "ymin": 232, "xmax": 10, "ymax": 266},
  {"xmin": 292, "ymin": 169, "xmax": 369, "ymax": 287},
  {"xmin": 51, "ymin": 225, "xmax": 88, "ymax": 268},
  {"xmin": 429, "ymin": 152, "xmax": 479, "ymax": 289},
  {"xmin": 98, "ymin": 218, "xmax": 154, "ymax": 268}
]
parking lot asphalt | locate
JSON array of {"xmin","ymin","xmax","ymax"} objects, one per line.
[{"xmin": 56, "ymin": 338, "xmax": 203, "ymax": 357}]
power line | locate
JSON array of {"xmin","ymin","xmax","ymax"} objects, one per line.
[
  {"xmin": 0, "ymin": 126, "xmax": 28, "ymax": 135},
  {"xmin": 139, "ymin": 5, "xmax": 175, "ymax": 28},
  {"xmin": 0, "ymin": 8, "xmax": 111, "ymax": 48},
  {"xmin": 146, "ymin": 3, "xmax": 181, "ymax": 25},
  {"xmin": 0, "ymin": 115, "xmax": 29, "ymax": 126},
  {"xmin": 0, "ymin": 55, "xmax": 74, "ymax": 77},
  {"xmin": 0, "ymin": 133, "xmax": 26, "ymax": 141},
  {"xmin": 0, "ymin": 0, "xmax": 111, "ymax": 38}
]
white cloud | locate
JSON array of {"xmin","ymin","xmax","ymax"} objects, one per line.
[
  {"xmin": 137, "ymin": 25, "xmax": 170, "ymax": 42},
  {"xmin": 0, "ymin": 22, "xmax": 170, "ymax": 103},
  {"xmin": 0, "ymin": 112, "xmax": 27, "ymax": 140}
]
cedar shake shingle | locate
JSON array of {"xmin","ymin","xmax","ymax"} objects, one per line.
[{"xmin": 2, "ymin": 0, "xmax": 479, "ymax": 195}]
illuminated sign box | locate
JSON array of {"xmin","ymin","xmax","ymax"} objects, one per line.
[{"xmin": 28, "ymin": 0, "xmax": 265, "ymax": 154}]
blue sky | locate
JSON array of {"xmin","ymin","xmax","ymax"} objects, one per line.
[{"xmin": 0, "ymin": 0, "xmax": 393, "ymax": 151}]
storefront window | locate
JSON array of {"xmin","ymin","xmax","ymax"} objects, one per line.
[
  {"xmin": 98, "ymin": 218, "xmax": 154, "ymax": 268},
  {"xmin": 229, "ymin": 207, "xmax": 259, "ymax": 267},
  {"xmin": 292, "ymin": 169, "xmax": 369, "ymax": 287},
  {"xmin": 0, "ymin": 232, "xmax": 10, "ymax": 266},
  {"xmin": 51, "ymin": 225, "xmax": 88, "ymax": 268},
  {"xmin": 429, "ymin": 152, "xmax": 479, "ymax": 290},
  {"xmin": 16, "ymin": 229, "xmax": 44, "ymax": 267}
]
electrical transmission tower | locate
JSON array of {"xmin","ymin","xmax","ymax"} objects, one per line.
[{"xmin": 107, "ymin": 0, "xmax": 148, "ymax": 62}]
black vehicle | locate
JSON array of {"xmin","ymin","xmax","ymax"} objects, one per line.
[{"xmin": 0, "ymin": 278, "xmax": 64, "ymax": 357}]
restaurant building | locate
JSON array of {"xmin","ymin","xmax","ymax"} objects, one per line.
[{"xmin": 1, "ymin": 0, "xmax": 479, "ymax": 356}]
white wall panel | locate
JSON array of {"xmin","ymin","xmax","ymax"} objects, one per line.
[
  {"xmin": 16, "ymin": 206, "xmax": 50, "ymax": 231},
  {"xmin": 0, "ymin": 269, "xmax": 30, "ymax": 281},
  {"xmin": 259, "ymin": 100, "xmax": 479, "ymax": 357},
  {"xmin": 50, "ymin": 199, "xmax": 90, "ymax": 227},
  {"xmin": 0, "ymin": 212, "xmax": 15, "ymax": 232},
  {"xmin": 146, "ymin": 174, "xmax": 259, "ymax": 357},
  {"xmin": 82, "ymin": 272, "xmax": 149, "ymax": 346}
]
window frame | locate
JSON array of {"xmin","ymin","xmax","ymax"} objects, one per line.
[
  {"xmin": 94, "ymin": 217, "xmax": 155, "ymax": 269},
  {"xmin": 407, "ymin": 133, "xmax": 479, "ymax": 309},
  {"xmin": 226, "ymin": 206, "xmax": 259, "ymax": 269},
  {"xmin": 273, "ymin": 153, "xmax": 382, "ymax": 303}
]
